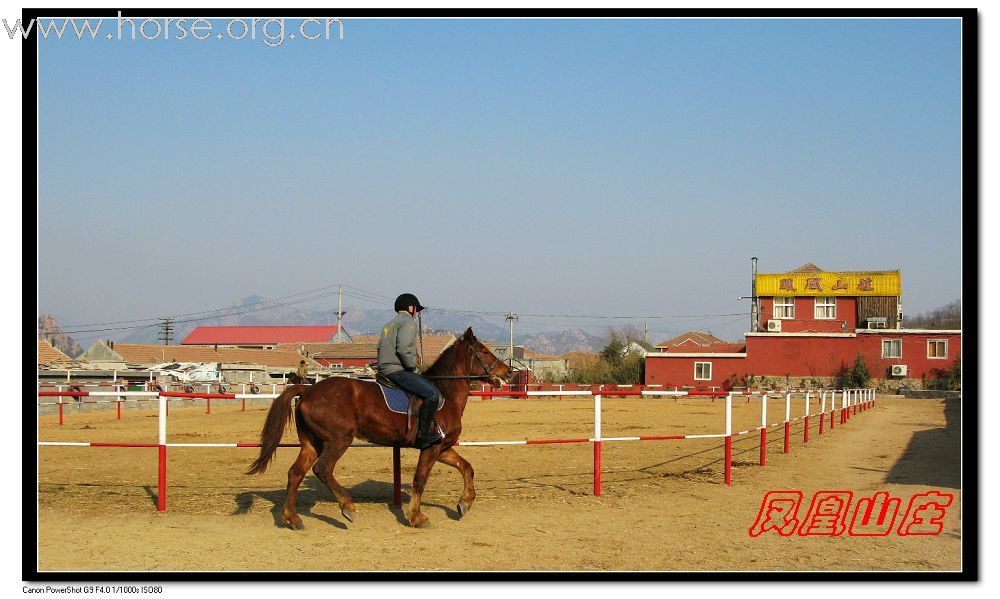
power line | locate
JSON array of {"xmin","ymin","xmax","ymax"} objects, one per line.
[
  {"xmin": 53, "ymin": 280, "xmax": 751, "ymax": 339},
  {"xmin": 59, "ymin": 287, "xmax": 344, "ymax": 335},
  {"xmin": 61, "ymin": 283, "xmax": 346, "ymax": 328}
]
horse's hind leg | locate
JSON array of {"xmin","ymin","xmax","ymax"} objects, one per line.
[
  {"xmin": 283, "ymin": 441, "xmax": 318, "ymax": 530},
  {"xmin": 311, "ymin": 437, "xmax": 356, "ymax": 523},
  {"xmin": 436, "ymin": 446, "xmax": 475, "ymax": 518}
]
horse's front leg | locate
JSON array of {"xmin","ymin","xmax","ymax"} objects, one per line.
[
  {"xmin": 436, "ymin": 446, "xmax": 475, "ymax": 517},
  {"xmin": 407, "ymin": 445, "xmax": 444, "ymax": 528}
]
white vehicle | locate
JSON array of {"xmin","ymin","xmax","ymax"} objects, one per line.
[{"xmin": 147, "ymin": 362, "xmax": 223, "ymax": 384}]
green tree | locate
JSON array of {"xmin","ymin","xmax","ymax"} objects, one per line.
[
  {"xmin": 563, "ymin": 327, "xmax": 647, "ymax": 384},
  {"xmin": 847, "ymin": 353, "xmax": 872, "ymax": 388}
]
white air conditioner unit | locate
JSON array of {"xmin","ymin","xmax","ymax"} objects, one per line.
[
  {"xmin": 766, "ymin": 320, "xmax": 782, "ymax": 332},
  {"xmin": 891, "ymin": 364, "xmax": 908, "ymax": 377}
]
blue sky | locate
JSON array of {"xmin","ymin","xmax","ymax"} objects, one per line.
[{"xmin": 36, "ymin": 17, "xmax": 964, "ymax": 343}]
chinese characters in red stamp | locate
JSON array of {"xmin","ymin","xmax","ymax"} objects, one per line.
[{"xmin": 749, "ymin": 490, "xmax": 953, "ymax": 537}]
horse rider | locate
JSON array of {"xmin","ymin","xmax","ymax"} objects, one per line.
[
  {"xmin": 295, "ymin": 360, "xmax": 309, "ymax": 385},
  {"xmin": 376, "ymin": 293, "xmax": 444, "ymax": 449}
]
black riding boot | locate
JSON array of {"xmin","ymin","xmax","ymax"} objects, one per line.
[{"xmin": 413, "ymin": 398, "xmax": 444, "ymax": 450}]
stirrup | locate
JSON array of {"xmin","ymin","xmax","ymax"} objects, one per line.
[{"xmin": 414, "ymin": 424, "xmax": 444, "ymax": 450}]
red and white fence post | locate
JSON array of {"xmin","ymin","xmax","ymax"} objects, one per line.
[
  {"xmin": 724, "ymin": 393, "xmax": 732, "ymax": 486},
  {"xmin": 593, "ymin": 392, "xmax": 602, "ymax": 496},
  {"xmin": 157, "ymin": 392, "xmax": 167, "ymax": 512},
  {"xmin": 117, "ymin": 384, "xmax": 124, "ymax": 420},
  {"xmin": 759, "ymin": 394, "xmax": 767, "ymax": 467},
  {"xmin": 819, "ymin": 391, "xmax": 826, "ymax": 435},
  {"xmin": 783, "ymin": 392, "xmax": 791, "ymax": 454},
  {"xmin": 803, "ymin": 392, "xmax": 810, "ymax": 444}
]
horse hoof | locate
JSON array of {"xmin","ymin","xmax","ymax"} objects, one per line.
[
  {"xmin": 457, "ymin": 500, "xmax": 471, "ymax": 518},
  {"xmin": 286, "ymin": 518, "xmax": 303, "ymax": 531},
  {"xmin": 341, "ymin": 507, "xmax": 355, "ymax": 523},
  {"xmin": 408, "ymin": 514, "xmax": 430, "ymax": 528}
]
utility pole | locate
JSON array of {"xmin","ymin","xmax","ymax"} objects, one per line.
[
  {"xmin": 644, "ymin": 321, "xmax": 648, "ymax": 344},
  {"xmin": 505, "ymin": 312, "xmax": 518, "ymax": 367},
  {"xmin": 157, "ymin": 317, "xmax": 174, "ymax": 345},
  {"xmin": 751, "ymin": 257, "xmax": 759, "ymax": 333},
  {"xmin": 332, "ymin": 286, "xmax": 351, "ymax": 342},
  {"xmin": 739, "ymin": 257, "xmax": 761, "ymax": 333}
]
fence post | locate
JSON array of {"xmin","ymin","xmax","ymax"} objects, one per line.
[
  {"xmin": 804, "ymin": 392, "xmax": 810, "ymax": 443},
  {"xmin": 759, "ymin": 394, "xmax": 767, "ymax": 467},
  {"xmin": 819, "ymin": 391, "xmax": 826, "ymax": 435},
  {"xmin": 158, "ymin": 392, "xmax": 167, "ymax": 512},
  {"xmin": 594, "ymin": 393, "xmax": 602, "ymax": 497},
  {"xmin": 725, "ymin": 393, "xmax": 733, "ymax": 485},
  {"xmin": 58, "ymin": 389, "xmax": 64, "ymax": 426},
  {"xmin": 784, "ymin": 392, "xmax": 791, "ymax": 454},
  {"xmin": 393, "ymin": 445, "xmax": 402, "ymax": 507}
]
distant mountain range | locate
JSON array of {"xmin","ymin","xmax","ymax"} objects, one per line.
[
  {"xmin": 38, "ymin": 314, "xmax": 83, "ymax": 358},
  {"xmin": 102, "ymin": 295, "xmax": 606, "ymax": 355}
]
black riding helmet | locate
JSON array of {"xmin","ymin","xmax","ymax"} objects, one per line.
[{"xmin": 394, "ymin": 293, "xmax": 425, "ymax": 313}]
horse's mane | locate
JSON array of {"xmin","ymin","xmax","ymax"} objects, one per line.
[{"xmin": 424, "ymin": 336, "xmax": 468, "ymax": 377}]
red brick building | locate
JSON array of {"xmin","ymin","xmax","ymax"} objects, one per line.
[{"xmin": 645, "ymin": 263, "xmax": 961, "ymax": 389}]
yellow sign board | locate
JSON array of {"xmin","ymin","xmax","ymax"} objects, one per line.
[{"xmin": 755, "ymin": 271, "xmax": 900, "ymax": 297}]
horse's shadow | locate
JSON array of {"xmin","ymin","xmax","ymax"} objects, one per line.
[{"xmin": 233, "ymin": 477, "xmax": 461, "ymax": 528}]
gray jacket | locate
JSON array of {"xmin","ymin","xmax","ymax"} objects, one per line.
[{"xmin": 376, "ymin": 312, "xmax": 419, "ymax": 376}]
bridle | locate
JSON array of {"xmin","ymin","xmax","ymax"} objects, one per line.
[{"xmin": 423, "ymin": 342, "xmax": 506, "ymax": 381}]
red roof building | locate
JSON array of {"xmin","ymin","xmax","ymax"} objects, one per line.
[
  {"xmin": 655, "ymin": 331, "xmax": 730, "ymax": 350},
  {"xmin": 181, "ymin": 326, "xmax": 339, "ymax": 349},
  {"xmin": 644, "ymin": 263, "xmax": 961, "ymax": 390}
]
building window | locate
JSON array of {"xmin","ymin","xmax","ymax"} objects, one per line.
[
  {"xmin": 773, "ymin": 297, "xmax": 795, "ymax": 319},
  {"xmin": 927, "ymin": 340, "xmax": 948, "ymax": 359},
  {"xmin": 814, "ymin": 296, "xmax": 837, "ymax": 320},
  {"xmin": 694, "ymin": 362, "xmax": 712, "ymax": 381},
  {"xmin": 882, "ymin": 339, "xmax": 902, "ymax": 359}
]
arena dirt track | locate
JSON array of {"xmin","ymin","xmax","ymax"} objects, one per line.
[{"xmin": 35, "ymin": 395, "xmax": 962, "ymax": 572}]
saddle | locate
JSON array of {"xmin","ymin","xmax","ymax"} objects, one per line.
[{"xmin": 374, "ymin": 377, "xmax": 442, "ymax": 438}]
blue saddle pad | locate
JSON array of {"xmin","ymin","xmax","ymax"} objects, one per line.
[
  {"xmin": 378, "ymin": 384, "xmax": 444, "ymax": 415},
  {"xmin": 379, "ymin": 385, "xmax": 412, "ymax": 414}
]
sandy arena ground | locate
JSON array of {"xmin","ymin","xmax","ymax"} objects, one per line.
[{"xmin": 34, "ymin": 394, "xmax": 962, "ymax": 573}]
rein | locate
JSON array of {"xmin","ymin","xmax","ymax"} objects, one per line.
[{"xmin": 423, "ymin": 343, "xmax": 504, "ymax": 381}]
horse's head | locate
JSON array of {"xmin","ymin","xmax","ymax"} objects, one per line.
[{"xmin": 461, "ymin": 327, "xmax": 511, "ymax": 388}]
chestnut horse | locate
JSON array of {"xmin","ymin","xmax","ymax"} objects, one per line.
[{"xmin": 246, "ymin": 328, "xmax": 510, "ymax": 529}]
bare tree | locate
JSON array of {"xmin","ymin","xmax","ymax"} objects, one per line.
[{"xmin": 906, "ymin": 300, "xmax": 961, "ymax": 330}]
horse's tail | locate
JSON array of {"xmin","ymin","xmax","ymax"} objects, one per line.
[{"xmin": 246, "ymin": 384, "xmax": 304, "ymax": 475}]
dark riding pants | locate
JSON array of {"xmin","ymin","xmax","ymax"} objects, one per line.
[{"xmin": 386, "ymin": 370, "xmax": 442, "ymax": 410}]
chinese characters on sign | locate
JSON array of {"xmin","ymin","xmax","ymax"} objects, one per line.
[
  {"xmin": 777, "ymin": 277, "xmax": 874, "ymax": 293},
  {"xmin": 749, "ymin": 490, "xmax": 953, "ymax": 537},
  {"xmin": 757, "ymin": 272, "xmax": 899, "ymax": 296}
]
